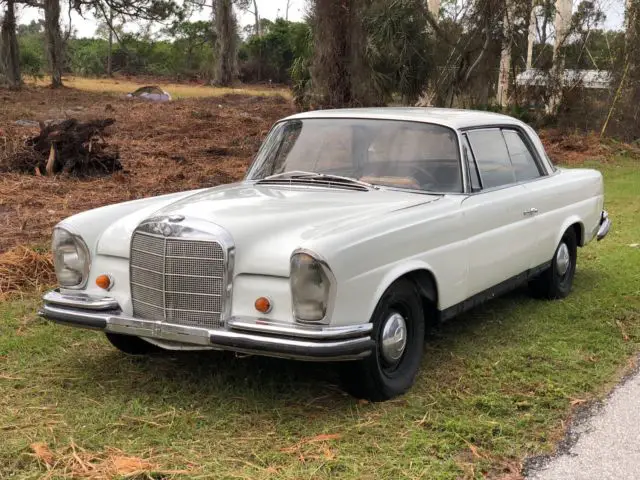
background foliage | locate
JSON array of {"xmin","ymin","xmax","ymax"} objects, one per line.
[{"xmin": 6, "ymin": 0, "xmax": 640, "ymax": 139}]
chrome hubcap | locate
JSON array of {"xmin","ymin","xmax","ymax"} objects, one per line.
[
  {"xmin": 380, "ymin": 312, "xmax": 407, "ymax": 363},
  {"xmin": 556, "ymin": 242, "xmax": 570, "ymax": 276}
]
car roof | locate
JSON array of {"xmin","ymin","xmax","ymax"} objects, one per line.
[{"xmin": 283, "ymin": 107, "xmax": 524, "ymax": 130}]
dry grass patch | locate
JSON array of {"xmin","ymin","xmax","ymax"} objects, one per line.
[
  {"xmin": 0, "ymin": 246, "xmax": 54, "ymax": 300},
  {"xmin": 28, "ymin": 76, "xmax": 291, "ymax": 100},
  {"xmin": 30, "ymin": 441, "xmax": 195, "ymax": 479}
]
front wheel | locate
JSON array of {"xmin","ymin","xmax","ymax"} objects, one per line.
[
  {"xmin": 340, "ymin": 278, "xmax": 425, "ymax": 401},
  {"xmin": 529, "ymin": 228, "xmax": 577, "ymax": 299}
]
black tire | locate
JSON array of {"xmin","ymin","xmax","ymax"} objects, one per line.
[
  {"xmin": 529, "ymin": 228, "xmax": 577, "ymax": 299},
  {"xmin": 105, "ymin": 333, "xmax": 161, "ymax": 355},
  {"xmin": 340, "ymin": 278, "xmax": 425, "ymax": 402}
]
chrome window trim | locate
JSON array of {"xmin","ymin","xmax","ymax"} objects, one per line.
[
  {"xmin": 461, "ymin": 133, "xmax": 482, "ymax": 192},
  {"xmin": 460, "ymin": 124, "xmax": 549, "ymax": 175},
  {"xmin": 131, "ymin": 216, "xmax": 236, "ymax": 326},
  {"xmin": 459, "ymin": 124, "xmax": 556, "ymax": 196}
]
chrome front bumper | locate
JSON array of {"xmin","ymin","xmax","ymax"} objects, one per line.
[
  {"xmin": 597, "ymin": 210, "xmax": 611, "ymax": 241},
  {"xmin": 40, "ymin": 290, "xmax": 374, "ymax": 361}
]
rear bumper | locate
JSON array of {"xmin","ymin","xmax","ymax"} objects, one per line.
[
  {"xmin": 40, "ymin": 290, "xmax": 373, "ymax": 361},
  {"xmin": 597, "ymin": 210, "xmax": 611, "ymax": 241}
]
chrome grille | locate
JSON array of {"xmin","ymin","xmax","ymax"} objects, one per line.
[{"xmin": 130, "ymin": 231, "xmax": 226, "ymax": 328}]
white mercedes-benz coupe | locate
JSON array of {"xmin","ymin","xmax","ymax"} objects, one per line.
[{"xmin": 41, "ymin": 108, "xmax": 611, "ymax": 400}]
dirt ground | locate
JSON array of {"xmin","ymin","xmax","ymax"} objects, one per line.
[
  {"xmin": 0, "ymin": 86, "xmax": 294, "ymax": 253},
  {"xmin": 0, "ymin": 86, "xmax": 620, "ymax": 256}
]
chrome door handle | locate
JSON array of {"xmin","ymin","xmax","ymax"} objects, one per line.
[{"xmin": 523, "ymin": 208, "xmax": 539, "ymax": 216}]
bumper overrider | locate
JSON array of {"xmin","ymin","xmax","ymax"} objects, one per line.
[
  {"xmin": 597, "ymin": 210, "xmax": 611, "ymax": 241},
  {"xmin": 39, "ymin": 290, "xmax": 374, "ymax": 361}
]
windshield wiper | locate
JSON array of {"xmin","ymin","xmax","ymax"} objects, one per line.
[
  {"xmin": 259, "ymin": 172, "xmax": 378, "ymax": 190},
  {"xmin": 261, "ymin": 171, "xmax": 377, "ymax": 190},
  {"xmin": 294, "ymin": 173, "xmax": 378, "ymax": 190},
  {"xmin": 262, "ymin": 170, "xmax": 319, "ymax": 180}
]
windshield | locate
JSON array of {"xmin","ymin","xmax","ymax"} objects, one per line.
[{"xmin": 246, "ymin": 118, "xmax": 462, "ymax": 193}]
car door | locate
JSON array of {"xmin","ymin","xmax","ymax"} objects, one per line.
[
  {"xmin": 460, "ymin": 128, "xmax": 539, "ymax": 298},
  {"xmin": 501, "ymin": 128, "xmax": 555, "ymax": 269}
]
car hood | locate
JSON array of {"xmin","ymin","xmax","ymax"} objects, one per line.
[{"xmin": 97, "ymin": 183, "xmax": 440, "ymax": 276}]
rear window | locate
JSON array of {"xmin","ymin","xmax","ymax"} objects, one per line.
[{"xmin": 502, "ymin": 130, "xmax": 542, "ymax": 182}]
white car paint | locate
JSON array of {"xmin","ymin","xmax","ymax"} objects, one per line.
[{"xmin": 55, "ymin": 108, "xmax": 605, "ymax": 335}]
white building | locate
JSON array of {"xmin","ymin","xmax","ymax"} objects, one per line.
[{"xmin": 515, "ymin": 69, "xmax": 612, "ymax": 90}]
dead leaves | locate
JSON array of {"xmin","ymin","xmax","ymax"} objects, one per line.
[
  {"xmin": 31, "ymin": 442, "xmax": 55, "ymax": 467},
  {"xmin": 280, "ymin": 433, "xmax": 341, "ymax": 462},
  {"xmin": 615, "ymin": 319, "xmax": 630, "ymax": 341},
  {"xmin": 29, "ymin": 442, "xmax": 192, "ymax": 479}
]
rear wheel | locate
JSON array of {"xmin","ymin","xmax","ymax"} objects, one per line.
[
  {"xmin": 529, "ymin": 228, "xmax": 577, "ymax": 299},
  {"xmin": 340, "ymin": 279, "xmax": 425, "ymax": 401},
  {"xmin": 105, "ymin": 333, "xmax": 161, "ymax": 355}
]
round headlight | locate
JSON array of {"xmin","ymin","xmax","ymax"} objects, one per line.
[
  {"xmin": 290, "ymin": 251, "xmax": 333, "ymax": 323},
  {"xmin": 52, "ymin": 227, "xmax": 91, "ymax": 289}
]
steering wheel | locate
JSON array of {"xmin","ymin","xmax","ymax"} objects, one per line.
[{"xmin": 407, "ymin": 164, "xmax": 438, "ymax": 187}]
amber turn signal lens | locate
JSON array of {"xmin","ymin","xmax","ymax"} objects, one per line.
[
  {"xmin": 95, "ymin": 274, "xmax": 112, "ymax": 290},
  {"xmin": 254, "ymin": 297, "xmax": 272, "ymax": 314}
]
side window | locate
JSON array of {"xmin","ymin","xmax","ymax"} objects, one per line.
[
  {"xmin": 502, "ymin": 130, "xmax": 542, "ymax": 182},
  {"xmin": 467, "ymin": 129, "xmax": 516, "ymax": 189},
  {"xmin": 462, "ymin": 135, "xmax": 481, "ymax": 192}
]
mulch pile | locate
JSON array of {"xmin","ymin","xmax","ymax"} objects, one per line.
[
  {"xmin": 1, "ymin": 118, "xmax": 122, "ymax": 177},
  {"xmin": 0, "ymin": 88, "xmax": 295, "ymax": 257},
  {"xmin": 0, "ymin": 246, "xmax": 55, "ymax": 300}
]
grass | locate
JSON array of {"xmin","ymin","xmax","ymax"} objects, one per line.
[
  {"xmin": 28, "ymin": 76, "xmax": 291, "ymax": 100},
  {"xmin": 1, "ymin": 158, "xmax": 639, "ymax": 479}
]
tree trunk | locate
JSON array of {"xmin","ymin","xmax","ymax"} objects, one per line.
[
  {"xmin": 107, "ymin": 8, "xmax": 113, "ymax": 77},
  {"xmin": 252, "ymin": 0, "xmax": 260, "ymax": 36},
  {"xmin": 214, "ymin": 0, "xmax": 237, "ymax": 86},
  {"xmin": 427, "ymin": 0, "xmax": 440, "ymax": 17},
  {"xmin": 496, "ymin": 0, "xmax": 515, "ymax": 107},
  {"xmin": 0, "ymin": 0, "xmax": 21, "ymax": 90},
  {"xmin": 44, "ymin": 0, "xmax": 64, "ymax": 88},
  {"xmin": 626, "ymin": 0, "xmax": 637, "ymax": 50},
  {"xmin": 526, "ymin": 1, "xmax": 537, "ymax": 69},
  {"xmin": 285, "ymin": 0, "xmax": 291, "ymax": 20},
  {"xmin": 546, "ymin": 0, "xmax": 572, "ymax": 113},
  {"xmin": 310, "ymin": 0, "xmax": 374, "ymax": 108}
]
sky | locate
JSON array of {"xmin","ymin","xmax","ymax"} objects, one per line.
[{"xmin": 16, "ymin": 0, "xmax": 624, "ymax": 39}]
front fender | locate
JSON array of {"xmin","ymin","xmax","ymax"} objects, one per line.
[
  {"xmin": 369, "ymin": 260, "xmax": 440, "ymax": 319},
  {"xmin": 332, "ymin": 259, "xmax": 442, "ymax": 328}
]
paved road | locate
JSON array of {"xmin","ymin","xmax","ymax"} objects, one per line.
[{"xmin": 527, "ymin": 367, "xmax": 640, "ymax": 480}]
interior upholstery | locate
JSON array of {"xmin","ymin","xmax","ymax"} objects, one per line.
[{"xmin": 359, "ymin": 176, "xmax": 422, "ymax": 189}]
